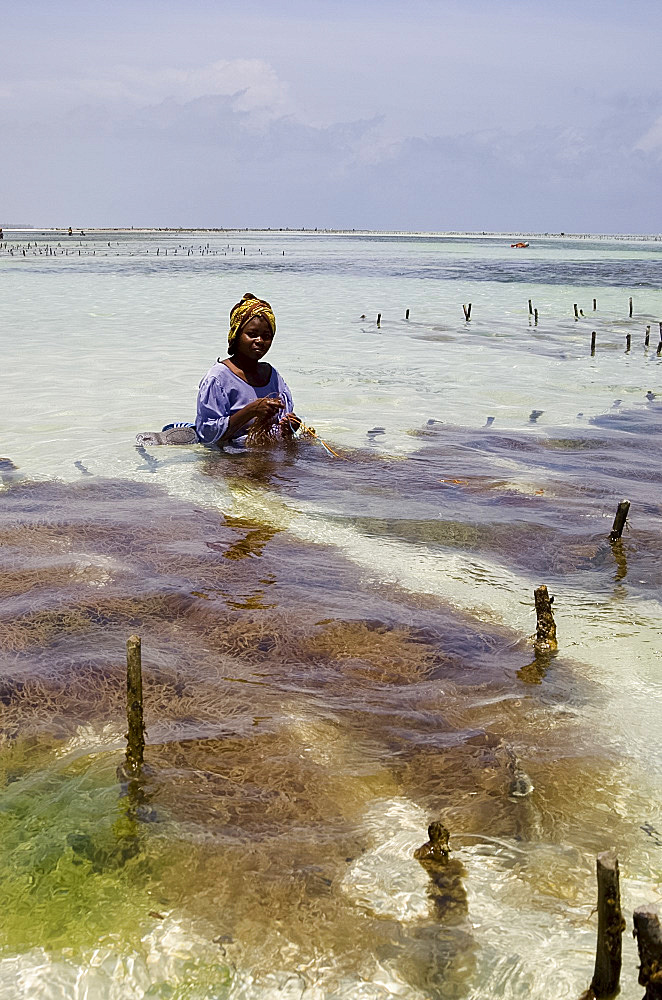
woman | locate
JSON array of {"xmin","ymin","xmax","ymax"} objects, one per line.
[{"xmin": 196, "ymin": 293, "xmax": 300, "ymax": 448}]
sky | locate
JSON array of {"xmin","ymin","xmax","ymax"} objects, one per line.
[{"xmin": 1, "ymin": 0, "xmax": 661, "ymax": 232}]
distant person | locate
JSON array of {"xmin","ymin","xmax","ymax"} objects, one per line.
[{"xmin": 196, "ymin": 292, "xmax": 300, "ymax": 448}]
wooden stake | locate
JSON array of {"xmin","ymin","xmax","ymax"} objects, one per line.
[
  {"xmin": 414, "ymin": 821, "xmax": 468, "ymax": 923},
  {"xmin": 528, "ymin": 299, "xmax": 533, "ymax": 315},
  {"xmin": 609, "ymin": 500, "xmax": 630, "ymax": 542},
  {"xmin": 533, "ymin": 584, "xmax": 557, "ymax": 655},
  {"xmin": 645, "ymin": 326, "xmax": 650, "ymax": 347},
  {"xmin": 574, "ymin": 303, "xmax": 579, "ymax": 320},
  {"xmin": 657, "ymin": 341, "xmax": 662, "ymax": 356},
  {"xmin": 626, "ymin": 334, "xmax": 631, "ymax": 353},
  {"xmin": 588, "ymin": 851, "xmax": 625, "ymax": 998},
  {"xmin": 405, "ymin": 308, "xmax": 409, "ymax": 320},
  {"xmin": 414, "ymin": 821, "xmax": 450, "ymax": 864},
  {"xmin": 629, "ymin": 297, "xmax": 633, "ymax": 317},
  {"xmin": 591, "ymin": 331, "xmax": 596, "ymax": 355},
  {"xmin": 534, "ymin": 308, "xmax": 538, "ymax": 324},
  {"xmin": 376, "ymin": 313, "xmax": 381, "ymax": 328},
  {"xmin": 463, "ymin": 303, "xmax": 472, "ymax": 321},
  {"xmin": 634, "ymin": 906, "xmax": 662, "ymax": 1000},
  {"xmin": 126, "ymin": 635, "xmax": 145, "ymax": 772},
  {"xmin": 593, "ymin": 298, "xmax": 597, "ymax": 310}
]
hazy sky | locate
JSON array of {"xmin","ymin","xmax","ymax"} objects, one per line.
[{"xmin": 1, "ymin": 0, "xmax": 661, "ymax": 231}]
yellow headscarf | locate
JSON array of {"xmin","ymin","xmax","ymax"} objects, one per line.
[{"xmin": 228, "ymin": 293, "xmax": 276, "ymax": 352}]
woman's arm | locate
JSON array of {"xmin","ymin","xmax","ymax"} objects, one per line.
[
  {"xmin": 196, "ymin": 377, "xmax": 232, "ymax": 444},
  {"xmin": 197, "ymin": 375, "xmax": 285, "ymax": 445}
]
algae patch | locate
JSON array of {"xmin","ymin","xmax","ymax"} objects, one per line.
[{"xmin": 0, "ymin": 753, "xmax": 167, "ymax": 953}]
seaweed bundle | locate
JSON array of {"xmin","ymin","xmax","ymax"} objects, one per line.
[
  {"xmin": 244, "ymin": 403, "xmax": 281, "ymax": 447},
  {"xmin": 246, "ymin": 406, "xmax": 343, "ymax": 458}
]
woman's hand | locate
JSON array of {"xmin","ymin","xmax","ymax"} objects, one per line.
[
  {"xmin": 220, "ymin": 395, "xmax": 284, "ymax": 442},
  {"xmin": 279, "ymin": 412, "xmax": 302, "ymax": 437},
  {"xmin": 245, "ymin": 395, "xmax": 284, "ymax": 420}
]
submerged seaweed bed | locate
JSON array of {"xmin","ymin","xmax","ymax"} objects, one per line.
[
  {"xmin": 1, "ymin": 229, "xmax": 662, "ymax": 999},
  {"xmin": 1, "ymin": 420, "xmax": 661, "ymax": 998}
]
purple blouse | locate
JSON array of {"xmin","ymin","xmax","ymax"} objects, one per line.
[{"xmin": 196, "ymin": 361, "xmax": 294, "ymax": 447}]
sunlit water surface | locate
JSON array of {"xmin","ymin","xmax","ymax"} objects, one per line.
[{"xmin": 0, "ymin": 230, "xmax": 661, "ymax": 999}]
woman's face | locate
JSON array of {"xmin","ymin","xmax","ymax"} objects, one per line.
[{"xmin": 234, "ymin": 315, "xmax": 274, "ymax": 361}]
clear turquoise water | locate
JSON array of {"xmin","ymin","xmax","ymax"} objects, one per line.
[{"xmin": 0, "ymin": 230, "xmax": 661, "ymax": 999}]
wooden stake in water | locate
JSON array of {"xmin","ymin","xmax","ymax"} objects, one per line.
[
  {"xmin": 405, "ymin": 308, "xmax": 410, "ymax": 320},
  {"xmin": 593, "ymin": 298, "xmax": 597, "ymax": 310},
  {"xmin": 415, "ymin": 821, "xmax": 450, "ymax": 863},
  {"xmin": 528, "ymin": 299, "xmax": 533, "ymax": 315},
  {"xmin": 633, "ymin": 906, "xmax": 662, "ymax": 1000},
  {"xmin": 591, "ymin": 331, "xmax": 596, "ymax": 355},
  {"xmin": 609, "ymin": 500, "xmax": 630, "ymax": 542},
  {"xmin": 534, "ymin": 308, "xmax": 538, "ymax": 324},
  {"xmin": 626, "ymin": 334, "xmax": 631, "ymax": 353},
  {"xmin": 645, "ymin": 325, "xmax": 651, "ymax": 347},
  {"xmin": 463, "ymin": 303, "xmax": 472, "ymax": 321},
  {"xmin": 574, "ymin": 303, "xmax": 579, "ymax": 320},
  {"xmin": 629, "ymin": 296, "xmax": 633, "ymax": 317},
  {"xmin": 414, "ymin": 821, "xmax": 468, "ymax": 923},
  {"xmin": 126, "ymin": 635, "xmax": 145, "ymax": 772},
  {"xmin": 376, "ymin": 312, "xmax": 381, "ymax": 328},
  {"xmin": 588, "ymin": 851, "xmax": 625, "ymax": 998},
  {"xmin": 533, "ymin": 584, "xmax": 557, "ymax": 655}
]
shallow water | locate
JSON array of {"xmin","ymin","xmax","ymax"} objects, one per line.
[{"xmin": 0, "ymin": 230, "xmax": 661, "ymax": 999}]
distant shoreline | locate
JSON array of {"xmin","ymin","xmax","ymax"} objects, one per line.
[{"xmin": 2, "ymin": 227, "xmax": 661, "ymax": 241}]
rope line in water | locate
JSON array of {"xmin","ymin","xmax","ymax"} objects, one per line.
[{"xmin": 284, "ymin": 416, "xmax": 344, "ymax": 459}]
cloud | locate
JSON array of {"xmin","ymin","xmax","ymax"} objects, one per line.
[
  {"xmin": 635, "ymin": 116, "xmax": 662, "ymax": 155},
  {"xmin": 117, "ymin": 60, "xmax": 294, "ymax": 119},
  {"xmin": 0, "ymin": 58, "xmax": 294, "ymax": 125},
  {"xmin": 1, "ymin": 51, "xmax": 661, "ymax": 232},
  {"xmin": 350, "ymin": 117, "xmax": 662, "ymax": 232}
]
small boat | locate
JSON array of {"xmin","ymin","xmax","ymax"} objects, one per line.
[{"xmin": 511, "ymin": 242, "xmax": 529, "ymax": 248}]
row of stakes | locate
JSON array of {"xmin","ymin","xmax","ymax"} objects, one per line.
[
  {"xmin": 1, "ymin": 242, "xmax": 658, "ymax": 316},
  {"xmin": 0, "ymin": 242, "xmax": 286, "ymax": 257},
  {"xmin": 591, "ymin": 324, "xmax": 662, "ymax": 356},
  {"xmin": 373, "ymin": 302, "xmax": 662, "ymax": 355},
  {"xmin": 119, "ymin": 504, "xmax": 654, "ymax": 997},
  {"xmin": 3, "ymin": 240, "xmax": 659, "ymax": 340}
]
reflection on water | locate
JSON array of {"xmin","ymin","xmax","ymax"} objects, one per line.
[{"xmin": 220, "ymin": 516, "xmax": 281, "ymax": 562}]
